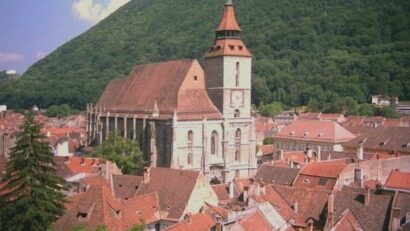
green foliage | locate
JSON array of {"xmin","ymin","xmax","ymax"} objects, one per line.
[
  {"xmin": 47, "ymin": 104, "xmax": 80, "ymax": 117},
  {"xmin": 92, "ymin": 132, "xmax": 145, "ymax": 174},
  {"xmin": 263, "ymin": 137, "xmax": 274, "ymax": 145},
  {"xmin": 259, "ymin": 102, "xmax": 283, "ymax": 116},
  {"xmin": 70, "ymin": 225, "xmax": 107, "ymax": 231},
  {"xmin": 128, "ymin": 222, "xmax": 145, "ymax": 231},
  {"xmin": 0, "ymin": 113, "xmax": 67, "ymax": 231},
  {"xmin": 375, "ymin": 106, "xmax": 399, "ymax": 118},
  {"xmin": 358, "ymin": 103, "xmax": 375, "ymax": 116},
  {"xmin": 0, "ymin": 0, "xmax": 409, "ymax": 111}
]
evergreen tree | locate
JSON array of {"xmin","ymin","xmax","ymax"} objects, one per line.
[{"xmin": 0, "ymin": 113, "xmax": 67, "ymax": 231}]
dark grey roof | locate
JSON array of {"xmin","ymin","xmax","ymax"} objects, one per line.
[{"xmin": 254, "ymin": 164, "xmax": 300, "ymax": 186}]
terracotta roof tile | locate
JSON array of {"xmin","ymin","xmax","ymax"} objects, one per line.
[
  {"xmin": 259, "ymin": 145, "xmax": 275, "ymax": 156},
  {"xmin": 384, "ymin": 170, "xmax": 410, "ymax": 191},
  {"xmin": 112, "ymin": 174, "xmax": 143, "ymax": 200},
  {"xmin": 165, "ymin": 213, "xmax": 215, "ymax": 231},
  {"xmin": 275, "ymin": 120, "xmax": 356, "ymax": 143},
  {"xmin": 205, "ymin": 39, "xmax": 252, "ymax": 57},
  {"xmin": 299, "ymin": 160, "xmax": 348, "ymax": 178},
  {"xmin": 122, "ymin": 192, "xmax": 160, "ymax": 228},
  {"xmin": 333, "ymin": 187, "xmax": 393, "ymax": 231},
  {"xmin": 330, "ymin": 209, "xmax": 363, "ymax": 231},
  {"xmin": 135, "ymin": 167, "xmax": 200, "ymax": 219},
  {"xmin": 254, "ymin": 165, "xmax": 300, "ymax": 186},
  {"xmin": 239, "ymin": 211, "xmax": 274, "ymax": 231},
  {"xmin": 96, "ymin": 60, "xmax": 221, "ymax": 120},
  {"xmin": 257, "ymin": 185, "xmax": 295, "ymax": 221},
  {"xmin": 216, "ymin": 3, "xmax": 241, "ymax": 32}
]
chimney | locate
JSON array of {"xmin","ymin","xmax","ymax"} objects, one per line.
[
  {"xmin": 280, "ymin": 149, "xmax": 284, "ymax": 161},
  {"xmin": 229, "ymin": 181, "xmax": 234, "ymax": 199},
  {"xmin": 289, "ymin": 161, "xmax": 294, "ymax": 168},
  {"xmin": 47, "ymin": 131, "xmax": 51, "ymax": 137},
  {"xmin": 143, "ymin": 167, "xmax": 150, "ymax": 184},
  {"xmin": 364, "ymin": 187, "xmax": 371, "ymax": 206},
  {"xmin": 328, "ymin": 192, "xmax": 335, "ymax": 227},
  {"xmin": 391, "ymin": 207, "xmax": 401, "ymax": 231},
  {"xmin": 293, "ymin": 201, "xmax": 298, "ymax": 214},
  {"xmin": 357, "ymin": 143, "xmax": 364, "ymax": 160},
  {"xmin": 317, "ymin": 146, "xmax": 321, "ymax": 161},
  {"xmin": 354, "ymin": 168, "xmax": 364, "ymax": 188}
]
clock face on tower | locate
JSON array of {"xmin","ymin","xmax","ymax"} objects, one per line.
[{"xmin": 231, "ymin": 91, "xmax": 244, "ymax": 107}]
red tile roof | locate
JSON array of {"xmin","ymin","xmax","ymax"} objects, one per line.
[
  {"xmin": 275, "ymin": 120, "xmax": 356, "ymax": 143},
  {"xmin": 384, "ymin": 170, "xmax": 410, "ymax": 191},
  {"xmin": 239, "ymin": 211, "xmax": 274, "ymax": 231},
  {"xmin": 254, "ymin": 165, "xmax": 300, "ymax": 186},
  {"xmin": 165, "ymin": 213, "xmax": 216, "ymax": 231},
  {"xmin": 330, "ymin": 209, "xmax": 363, "ymax": 231},
  {"xmin": 122, "ymin": 192, "xmax": 160, "ymax": 228},
  {"xmin": 216, "ymin": 3, "xmax": 241, "ymax": 32},
  {"xmin": 96, "ymin": 59, "xmax": 222, "ymax": 120},
  {"xmin": 299, "ymin": 160, "xmax": 347, "ymax": 178},
  {"xmin": 112, "ymin": 174, "xmax": 143, "ymax": 200},
  {"xmin": 257, "ymin": 185, "xmax": 295, "ymax": 221},
  {"xmin": 205, "ymin": 39, "xmax": 252, "ymax": 58},
  {"xmin": 135, "ymin": 167, "xmax": 200, "ymax": 219},
  {"xmin": 259, "ymin": 145, "xmax": 275, "ymax": 156}
]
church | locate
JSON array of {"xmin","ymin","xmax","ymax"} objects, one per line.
[{"xmin": 86, "ymin": 0, "xmax": 257, "ymax": 183}]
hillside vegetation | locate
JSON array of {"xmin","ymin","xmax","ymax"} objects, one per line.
[{"xmin": 0, "ymin": 0, "xmax": 409, "ymax": 115}]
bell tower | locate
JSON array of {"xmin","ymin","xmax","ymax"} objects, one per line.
[{"xmin": 204, "ymin": 0, "xmax": 252, "ymax": 119}]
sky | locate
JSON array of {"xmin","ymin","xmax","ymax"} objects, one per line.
[{"xmin": 0, "ymin": 0, "xmax": 130, "ymax": 74}]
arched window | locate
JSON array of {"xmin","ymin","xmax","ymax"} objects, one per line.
[
  {"xmin": 188, "ymin": 131, "xmax": 193, "ymax": 144},
  {"xmin": 211, "ymin": 131, "xmax": 218, "ymax": 155},
  {"xmin": 235, "ymin": 129, "xmax": 241, "ymax": 161},
  {"xmin": 234, "ymin": 109, "xmax": 240, "ymax": 118},
  {"xmin": 235, "ymin": 62, "xmax": 240, "ymax": 87},
  {"xmin": 187, "ymin": 153, "xmax": 193, "ymax": 165}
]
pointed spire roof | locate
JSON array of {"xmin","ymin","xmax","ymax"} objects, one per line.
[{"xmin": 216, "ymin": 0, "xmax": 241, "ymax": 32}]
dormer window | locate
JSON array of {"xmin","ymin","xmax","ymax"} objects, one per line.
[
  {"xmin": 304, "ymin": 132, "xmax": 309, "ymax": 137},
  {"xmin": 289, "ymin": 131, "xmax": 295, "ymax": 136},
  {"xmin": 229, "ymin": 45, "xmax": 235, "ymax": 50},
  {"xmin": 238, "ymin": 46, "xmax": 243, "ymax": 50},
  {"xmin": 77, "ymin": 212, "xmax": 88, "ymax": 219},
  {"xmin": 318, "ymin": 133, "xmax": 323, "ymax": 137},
  {"xmin": 193, "ymin": 76, "xmax": 198, "ymax": 81}
]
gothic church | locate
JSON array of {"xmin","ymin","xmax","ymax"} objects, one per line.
[{"xmin": 87, "ymin": 0, "xmax": 256, "ymax": 183}]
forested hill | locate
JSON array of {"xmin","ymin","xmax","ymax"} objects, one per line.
[{"xmin": 0, "ymin": 0, "xmax": 409, "ymax": 114}]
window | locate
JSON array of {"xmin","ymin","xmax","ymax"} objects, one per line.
[
  {"xmin": 318, "ymin": 177, "xmax": 328, "ymax": 186},
  {"xmin": 187, "ymin": 153, "xmax": 193, "ymax": 165},
  {"xmin": 188, "ymin": 131, "xmax": 193, "ymax": 144},
  {"xmin": 235, "ymin": 129, "xmax": 241, "ymax": 161},
  {"xmin": 234, "ymin": 109, "xmax": 240, "ymax": 118},
  {"xmin": 193, "ymin": 76, "xmax": 198, "ymax": 81},
  {"xmin": 235, "ymin": 62, "xmax": 240, "ymax": 87},
  {"xmin": 211, "ymin": 131, "xmax": 218, "ymax": 155}
]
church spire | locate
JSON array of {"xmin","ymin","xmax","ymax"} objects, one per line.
[{"xmin": 216, "ymin": 0, "xmax": 241, "ymax": 35}]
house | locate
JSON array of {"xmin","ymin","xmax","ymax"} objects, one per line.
[
  {"xmin": 390, "ymin": 191, "xmax": 410, "ymax": 231},
  {"xmin": 293, "ymin": 160, "xmax": 349, "ymax": 190},
  {"xmin": 342, "ymin": 127, "xmax": 410, "ymax": 155},
  {"xmin": 371, "ymin": 95, "xmax": 397, "ymax": 107},
  {"xmin": 273, "ymin": 119, "xmax": 356, "ymax": 153},
  {"xmin": 86, "ymin": 0, "xmax": 257, "ymax": 184},
  {"xmin": 256, "ymin": 144, "xmax": 275, "ymax": 165}
]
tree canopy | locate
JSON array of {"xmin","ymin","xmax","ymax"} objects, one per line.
[
  {"xmin": 0, "ymin": 0, "xmax": 408, "ymax": 114},
  {"xmin": 0, "ymin": 113, "xmax": 67, "ymax": 231},
  {"xmin": 92, "ymin": 132, "xmax": 145, "ymax": 174}
]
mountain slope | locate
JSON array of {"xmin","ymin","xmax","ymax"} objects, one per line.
[{"xmin": 1, "ymin": 0, "xmax": 409, "ymax": 111}]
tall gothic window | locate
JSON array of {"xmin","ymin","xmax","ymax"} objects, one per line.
[
  {"xmin": 211, "ymin": 131, "xmax": 218, "ymax": 155},
  {"xmin": 235, "ymin": 129, "xmax": 241, "ymax": 161},
  {"xmin": 187, "ymin": 131, "xmax": 193, "ymax": 165},
  {"xmin": 235, "ymin": 62, "xmax": 240, "ymax": 87},
  {"xmin": 234, "ymin": 109, "xmax": 240, "ymax": 118}
]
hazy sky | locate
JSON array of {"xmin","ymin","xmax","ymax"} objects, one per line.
[{"xmin": 0, "ymin": 0, "xmax": 130, "ymax": 74}]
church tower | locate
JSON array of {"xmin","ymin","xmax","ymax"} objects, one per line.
[{"xmin": 205, "ymin": 0, "xmax": 252, "ymax": 119}]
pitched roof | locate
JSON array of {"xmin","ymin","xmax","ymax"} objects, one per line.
[
  {"xmin": 54, "ymin": 186, "xmax": 124, "ymax": 231},
  {"xmin": 121, "ymin": 192, "xmax": 160, "ymax": 228},
  {"xmin": 256, "ymin": 185, "xmax": 296, "ymax": 221},
  {"xmin": 333, "ymin": 187, "xmax": 393, "ymax": 231},
  {"xmin": 205, "ymin": 39, "xmax": 252, "ymax": 57},
  {"xmin": 272, "ymin": 184, "xmax": 330, "ymax": 228},
  {"xmin": 165, "ymin": 213, "xmax": 216, "ymax": 231},
  {"xmin": 216, "ymin": 2, "xmax": 241, "ymax": 32},
  {"xmin": 259, "ymin": 145, "xmax": 275, "ymax": 156},
  {"xmin": 343, "ymin": 127, "xmax": 410, "ymax": 154},
  {"xmin": 254, "ymin": 164, "xmax": 300, "ymax": 186},
  {"xmin": 299, "ymin": 160, "xmax": 348, "ymax": 178},
  {"xmin": 384, "ymin": 170, "xmax": 410, "ymax": 191},
  {"xmin": 275, "ymin": 119, "xmax": 356, "ymax": 143},
  {"xmin": 330, "ymin": 209, "xmax": 363, "ymax": 231},
  {"xmin": 239, "ymin": 211, "xmax": 274, "ymax": 231},
  {"xmin": 135, "ymin": 167, "xmax": 200, "ymax": 219},
  {"xmin": 391, "ymin": 191, "xmax": 410, "ymax": 229},
  {"xmin": 55, "ymin": 156, "xmax": 101, "ymax": 178},
  {"xmin": 112, "ymin": 174, "xmax": 143, "ymax": 200},
  {"xmin": 96, "ymin": 59, "xmax": 221, "ymax": 120}
]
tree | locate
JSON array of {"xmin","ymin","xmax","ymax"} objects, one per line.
[
  {"xmin": 0, "ymin": 113, "xmax": 67, "ymax": 231},
  {"xmin": 375, "ymin": 106, "xmax": 399, "ymax": 118},
  {"xmin": 47, "ymin": 104, "xmax": 78, "ymax": 117},
  {"xmin": 259, "ymin": 102, "xmax": 283, "ymax": 117},
  {"xmin": 358, "ymin": 103, "xmax": 375, "ymax": 116},
  {"xmin": 93, "ymin": 132, "xmax": 145, "ymax": 174}
]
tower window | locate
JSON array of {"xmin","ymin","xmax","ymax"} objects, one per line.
[
  {"xmin": 235, "ymin": 129, "xmax": 241, "ymax": 161},
  {"xmin": 187, "ymin": 153, "xmax": 193, "ymax": 165},
  {"xmin": 235, "ymin": 62, "xmax": 240, "ymax": 87},
  {"xmin": 229, "ymin": 45, "xmax": 235, "ymax": 50},
  {"xmin": 187, "ymin": 131, "xmax": 193, "ymax": 164},
  {"xmin": 211, "ymin": 131, "xmax": 218, "ymax": 155},
  {"xmin": 194, "ymin": 76, "xmax": 198, "ymax": 81},
  {"xmin": 234, "ymin": 109, "xmax": 240, "ymax": 118}
]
